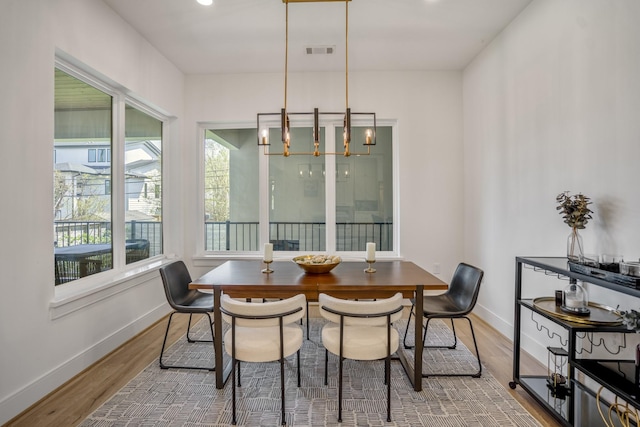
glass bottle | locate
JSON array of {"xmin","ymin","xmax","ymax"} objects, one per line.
[{"xmin": 562, "ymin": 280, "xmax": 589, "ymax": 314}]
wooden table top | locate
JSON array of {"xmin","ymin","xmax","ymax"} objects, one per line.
[{"xmin": 190, "ymin": 259, "xmax": 447, "ymax": 299}]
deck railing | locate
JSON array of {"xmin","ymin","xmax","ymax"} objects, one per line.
[
  {"xmin": 205, "ymin": 221, "xmax": 393, "ymax": 252},
  {"xmin": 54, "ymin": 220, "xmax": 163, "ymax": 257},
  {"xmin": 54, "ymin": 220, "xmax": 393, "ymax": 254}
]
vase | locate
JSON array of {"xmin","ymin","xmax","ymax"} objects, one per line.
[{"xmin": 567, "ymin": 228, "xmax": 583, "ymax": 262}]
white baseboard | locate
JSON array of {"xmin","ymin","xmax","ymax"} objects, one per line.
[
  {"xmin": 473, "ymin": 302, "xmax": 549, "ymax": 366},
  {"xmin": 473, "ymin": 302, "xmax": 513, "ymax": 338},
  {"xmin": 0, "ymin": 303, "xmax": 170, "ymax": 425}
]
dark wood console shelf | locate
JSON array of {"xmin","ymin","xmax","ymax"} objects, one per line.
[{"xmin": 511, "ymin": 256, "xmax": 640, "ymax": 426}]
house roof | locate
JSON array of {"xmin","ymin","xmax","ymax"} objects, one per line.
[{"xmin": 54, "ymin": 163, "xmax": 101, "ymax": 175}]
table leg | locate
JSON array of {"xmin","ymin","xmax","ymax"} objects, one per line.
[
  {"xmin": 414, "ymin": 284, "xmax": 424, "ymax": 391},
  {"xmin": 395, "ymin": 285, "xmax": 424, "ymax": 391},
  {"xmin": 213, "ymin": 289, "xmax": 225, "ymax": 389}
]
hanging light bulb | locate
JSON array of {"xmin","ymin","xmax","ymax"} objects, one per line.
[{"xmin": 365, "ymin": 129, "xmax": 373, "ymax": 145}]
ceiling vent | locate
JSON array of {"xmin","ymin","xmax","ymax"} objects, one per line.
[{"xmin": 305, "ymin": 46, "xmax": 335, "ymax": 55}]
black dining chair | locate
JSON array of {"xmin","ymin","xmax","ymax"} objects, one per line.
[
  {"xmin": 158, "ymin": 260, "xmax": 216, "ymax": 371},
  {"xmin": 402, "ymin": 262, "xmax": 484, "ymax": 377}
]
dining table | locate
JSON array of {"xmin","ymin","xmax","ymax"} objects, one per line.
[{"xmin": 189, "ymin": 259, "xmax": 447, "ymax": 391}]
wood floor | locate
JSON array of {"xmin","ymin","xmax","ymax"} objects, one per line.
[{"xmin": 6, "ymin": 307, "xmax": 562, "ymax": 427}]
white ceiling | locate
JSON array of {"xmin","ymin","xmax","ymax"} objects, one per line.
[{"xmin": 102, "ymin": 0, "xmax": 532, "ymax": 75}]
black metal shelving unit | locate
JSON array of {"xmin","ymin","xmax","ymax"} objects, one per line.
[{"xmin": 511, "ymin": 256, "xmax": 640, "ymax": 426}]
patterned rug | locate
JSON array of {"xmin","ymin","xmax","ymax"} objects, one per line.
[{"xmin": 80, "ymin": 318, "xmax": 540, "ymax": 426}]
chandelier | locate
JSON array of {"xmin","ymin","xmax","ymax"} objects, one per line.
[{"xmin": 257, "ymin": 0, "xmax": 376, "ymax": 157}]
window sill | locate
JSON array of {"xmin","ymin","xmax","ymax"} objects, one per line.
[
  {"xmin": 50, "ymin": 256, "xmax": 175, "ymax": 320},
  {"xmin": 192, "ymin": 253, "xmax": 405, "ymax": 268}
]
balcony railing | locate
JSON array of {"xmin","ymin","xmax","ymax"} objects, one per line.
[
  {"xmin": 205, "ymin": 221, "xmax": 393, "ymax": 252},
  {"xmin": 54, "ymin": 220, "xmax": 163, "ymax": 257},
  {"xmin": 55, "ymin": 220, "xmax": 392, "ymax": 255},
  {"xmin": 54, "ymin": 220, "xmax": 163, "ymax": 285}
]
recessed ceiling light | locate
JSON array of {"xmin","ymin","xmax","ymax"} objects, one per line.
[{"xmin": 197, "ymin": 0, "xmax": 213, "ymax": 5}]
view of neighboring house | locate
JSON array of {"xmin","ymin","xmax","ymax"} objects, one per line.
[{"xmin": 55, "ymin": 139, "xmax": 160, "ymax": 223}]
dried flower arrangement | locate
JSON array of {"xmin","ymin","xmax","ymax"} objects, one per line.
[{"xmin": 556, "ymin": 191, "xmax": 593, "ymax": 230}]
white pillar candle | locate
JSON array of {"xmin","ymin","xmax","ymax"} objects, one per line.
[
  {"xmin": 264, "ymin": 243, "xmax": 273, "ymax": 262},
  {"xmin": 366, "ymin": 242, "xmax": 376, "ymax": 261}
]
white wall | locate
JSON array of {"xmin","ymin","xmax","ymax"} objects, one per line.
[
  {"xmin": 0, "ymin": 0, "xmax": 184, "ymax": 423},
  {"xmin": 463, "ymin": 0, "xmax": 640, "ymax": 359},
  {"xmin": 0, "ymin": 2, "xmax": 463, "ymax": 422},
  {"xmin": 184, "ymin": 71, "xmax": 465, "ymax": 279},
  {"xmin": 3, "ymin": 0, "xmax": 636, "ymax": 420}
]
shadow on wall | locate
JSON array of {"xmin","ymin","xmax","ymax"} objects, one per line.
[{"xmin": 594, "ymin": 196, "xmax": 622, "ymax": 255}]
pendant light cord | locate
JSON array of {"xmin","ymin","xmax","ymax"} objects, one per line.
[
  {"xmin": 284, "ymin": 1, "xmax": 289, "ymax": 114},
  {"xmin": 345, "ymin": 0, "xmax": 349, "ymax": 110}
]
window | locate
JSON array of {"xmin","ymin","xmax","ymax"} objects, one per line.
[
  {"xmin": 269, "ymin": 126, "xmax": 326, "ymax": 251},
  {"xmin": 54, "ymin": 68, "xmax": 113, "ymax": 285},
  {"xmin": 335, "ymin": 125, "xmax": 393, "ymax": 252},
  {"xmin": 88, "ymin": 148, "xmax": 110, "ymax": 163},
  {"xmin": 203, "ymin": 128, "xmax": 259, "ymax": 251},
  {"xmin": 124, "ymin": 104, "xmax": 163, "ymax": 265},
  {"xmin": 97, "ymin": 148, "xmax": 107, "ymax": 162},
  {"xmin": 54, "ymin": 62, "xmax": 165, "ymax": 286},
  {"xmin": 202, "ymin": 123, "xmax": 394, "ymax": 254}
]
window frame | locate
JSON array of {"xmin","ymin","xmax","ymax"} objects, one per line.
[
  {"xmin": 196, "ymin": 119, "xmax": 400, "ymax": 258},
  {"xmin": 53, "ymin": 56, "xmax": 168, "ymax": 304}
]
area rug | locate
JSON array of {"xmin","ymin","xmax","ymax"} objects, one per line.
[{"xmin": 80, "ymin": 318, "xmax": 540, "ymax": 426}]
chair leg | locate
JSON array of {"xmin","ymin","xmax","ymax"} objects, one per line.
[
  {"xmin": 338, "ymin": 355, "xmax": 343, "ymax": 423},
  {"xmin": 324, "ymin": 349, "xmax": 328, "ymax": 386},
  {"xmin": 238, "ymin": 361, "xmax": 241, "ymax": 387},
  {"xmin": 402, "ymin": 302, "xmax": 415, "ymax": 349},
  {"xmin": 306, "ymin": 300, "xmax": 310, "ymax": 340},
  {"xmin": 422, "ymin": 316, "xmax": 457, "ymax": 350},
  {"xmin": 231, "ymin": 357, "xmax": 237, "ymax": 425},
  {"xmin": 465, "ymin": 316, "xmax": 482, "ymax": 378},
  {"xmin": 422, "ymin": 316, "xmax": 482, "ymax": 378},
  {"xmin": 159, "ymin": 311, "xmax": 175, "ymax": 369},
  {"xmin": 449, "ymin": 318, "xmax": 458, "ymax": 349},
  {"xmin": 386, "ymin": 354, "xmax": 391, "ymax": 422},
  {"xmin": 186, "ymin": 313, "xmax": 195, "ymax": 342},
  {"xmin": 160, "ymin": 312, "xmax": 216, "ymax": 371},
  {"xmin": 280, "ymin": 355, "xmax": 286, "ymax": 426},
  {"xmin": 297, "ymin": 349, "xmax": 301, "ymax": 387},
  {"xmin": 187, "ymin": 313, "xmax": 215, "ymax": 343}
]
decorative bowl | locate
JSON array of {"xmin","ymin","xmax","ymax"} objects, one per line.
[{"xmin": 293, "ymin": 255, "xmax": 341, "ymax": 274}]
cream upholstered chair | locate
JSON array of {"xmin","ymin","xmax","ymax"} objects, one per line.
[
  {"xmin": 402, "ymin": 262, "xmax": 484, "ymax": 377},
  {"xmin": 263, "ymin": 297, "xmax": 311, "ymax": 339},
  {"xmin": 220, "ymin": 294, "xmax": 306, "ymax": 426},
  {"xmin": 319, "ymin": 292, "xmax": 404, "ymax": 423},
  {"xmin": 158, "ymin": 260, "xmax": 215, "ymax": 371}
]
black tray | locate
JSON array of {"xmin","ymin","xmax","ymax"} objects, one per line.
[{"xmin": 569, "ymin": 262, "xmax": 640, "ymax": 289}]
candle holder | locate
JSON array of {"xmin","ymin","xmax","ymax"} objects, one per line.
[
  {"xmin": 262, "ymin": 260, "xmax": 273, "ymax": 274},
  {"xmin": 364, "ymin": 259, "xmax": 376, "ymax": 273}
]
